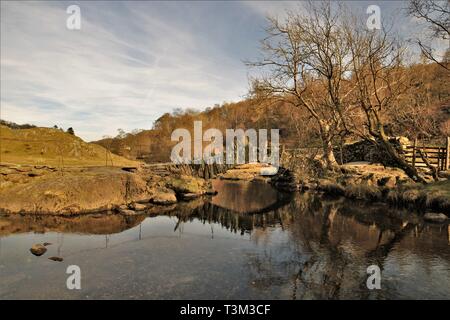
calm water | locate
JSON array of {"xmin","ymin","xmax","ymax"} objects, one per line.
[{"xmin": 0, "ymin": 180, "xmax": 449, "ymax": 299}]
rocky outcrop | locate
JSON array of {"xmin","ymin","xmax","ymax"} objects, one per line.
[
  {"xmin": 0, "ymin": 166, "xmax": 212, "ymax": 215},
  {"xmin": 165, "ymin": 175, "xmax": 206, "ymax": 194},
  {"xmin": 151, "ymin": 187, "xmax": 177, "ymax": 205},
  {"xmin": 0, "ymin": 167, "xmax": 150, "ymax": 215},
  {"xmin": 338, "ymin": 162, "xmax": 411, "ymax": 188}
]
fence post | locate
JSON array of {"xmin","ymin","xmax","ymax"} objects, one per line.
[
  {"xmin": 412, "ymin": 138, "xmax": 417, "ymax": 169},
  {"xmin": 446, "ymin": 136, "xmax": 450, "ymax": 171}
]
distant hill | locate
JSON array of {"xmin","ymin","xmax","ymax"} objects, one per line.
[
  {"xmin": 0, "ymin": 119, "xmax": 37, "ymax": 129},
  {"xmin": 93, "ymin": 61, "xmax": 450, "ymax": 163},
  {"xmin": 0, "ymin": 125, "xmax": 140, "ymax": 167}
]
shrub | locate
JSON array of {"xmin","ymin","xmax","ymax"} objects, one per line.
[
  {"xmin": 344, "ymin": 184, "xmax": 382, "ymax": 202},
  {"xmin": 318, "ymin": 180, "xmax": 345, "ymax": 196}
]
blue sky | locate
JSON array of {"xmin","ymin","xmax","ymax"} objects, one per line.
[{"xmin": 1, "ymin": 1, "xmax": 447, "ymax": 141}]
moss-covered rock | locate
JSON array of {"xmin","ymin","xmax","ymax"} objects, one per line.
[
  {"xmin": 166, "ymin": 175, "xmax": 206, "ymax": 194},
  {"xmin": 151, "ymin": 187, "xmax": 177, "ymax": 205}
]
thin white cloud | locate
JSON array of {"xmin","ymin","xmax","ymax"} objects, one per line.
[{"xmin": 1, "ymin": 1, "xmax": 248, "ymax": 141}]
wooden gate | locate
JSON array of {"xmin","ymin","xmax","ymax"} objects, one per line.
[{"xmin": 405, "ymin": 137, "xmax": 450, "ymax": 171}]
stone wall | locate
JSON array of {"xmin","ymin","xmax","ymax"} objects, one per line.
[
  {"xmin": 144, "ymin": 163, "xmax": 233, "ymax": 179},
  {"xmin": 335, "ymin": 137, "xmax": 410, "ymax": 166}
]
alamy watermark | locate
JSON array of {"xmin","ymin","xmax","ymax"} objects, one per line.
[
  {"xmin": 66, "ymin": 265, "xmax": 81, "ymax": 290},
  {"xmin": 366, "ymin": 265, "xmax": 381, "ymax": 290},
  {"xmin": 170, "ymin": 121, "xmax": 279, "ymax": 175},
  {"xmin": 66, "ymin": 5, "xmax": 81, "ymax": 30},
  {"xmin": 366, "ymin": 5, "xmax": 381, "ymax": 30}
]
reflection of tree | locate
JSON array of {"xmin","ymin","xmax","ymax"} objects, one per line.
[
  {"xmin": 165, "ymin": 194, "xmax": 294, "ymax": 236},
  {"xmin": 230, "ymin": 194, "xmax": 424, "ymax": 299},
  {"xmin": 366, "ymin": 223, "xmax": 416, "ymax": 266}
]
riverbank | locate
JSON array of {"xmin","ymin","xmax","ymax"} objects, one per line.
[
  {"xmin": 0, "ymin": 163, "xmax": 214, "ymax": 215},
  {"xmin": 218, "ymin": 162, "xmax": 450, "ymax": 216},
  {"xmin": 312, "ymin": 164, "xmax": 450, "ymax": 215},
  {"xmin": 1, "ymin": 161, "xmax": 449, "ymax": 217}
]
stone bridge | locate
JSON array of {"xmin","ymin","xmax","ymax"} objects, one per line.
[{"xmin": 142, "ymin": 162, "xmax": 298, "ymax": 192}]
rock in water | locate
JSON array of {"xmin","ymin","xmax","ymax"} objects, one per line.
[
  {"xmin": 30, "ymin": 244, "xmax": 47, "ymax": 256},
  {"xmin": 152, "ymin": 188, "xmax": 177, "ymax": 205},
  {"xmin": 424, "ymin": 212, "xmax": 448, "ymax": 223},
  {"xmin": 48, "ymin": 256, "xmax": 64, "ymax": 262}
]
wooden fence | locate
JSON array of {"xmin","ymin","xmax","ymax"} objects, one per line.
[{"xmin": 404, "ymin": 137, "xmax": 450, "ymax": 171}]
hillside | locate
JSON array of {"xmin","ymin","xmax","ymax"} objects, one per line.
[
  {"xmin": 0, "ymin": 125, "xmax": 140, "ymax": 167},
  {"xmin": 94, "ymin": 62, "xmax": 450, "ymax": 164}
]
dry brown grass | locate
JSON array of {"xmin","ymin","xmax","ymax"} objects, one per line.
[
  {"xmin": 344, "ymin": 184, "xmax": 382, "ymax": 201},
  {"xmin": 1, "ymin": 125, "xmax": 140, "ymax": 167}
]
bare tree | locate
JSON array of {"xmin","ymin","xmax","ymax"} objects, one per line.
[
  {"xmin": 407, "ymin": 0, "xmax": 450, "ymax": 70},
  {"xmin": 246, "ymin": 2, "xmax": 353, "ymax": 170},
  {"xmin": 344, "ymin": 19, "xmax": 427, "ymax": 183}
]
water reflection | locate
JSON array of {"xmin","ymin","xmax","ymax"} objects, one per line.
[
  {"xmin": 0, "ymin": 214, "xmax": 145, "ymax": 236},
  {"xmin": 210, "ymin": 179, "xmax": 291, "ymax": 213},
  {"xmin": 0, "ymin": 180, "xmax": 449, "ymax": 299}
]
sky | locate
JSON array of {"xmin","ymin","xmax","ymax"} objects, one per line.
[{"xmin": 1, "ymin": 1, "xmax": 448, "ymax": 141}]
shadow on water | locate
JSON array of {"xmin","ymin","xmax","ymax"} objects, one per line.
[{"xmin": 0, "ymin": 179, "xmax": 449, "ymax": 299}]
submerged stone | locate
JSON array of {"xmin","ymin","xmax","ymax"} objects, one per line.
[
  {"xmin": 48, "ymin": 256, "xmax": 64, "ymax": 262},
  {"xmin": 30, "ymin": 244, "xmax": 47, "ymax": 256}
]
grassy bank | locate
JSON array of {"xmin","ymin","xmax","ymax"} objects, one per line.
[
  {"xmin": 317, "ymin": 179, "xmax": 450, "ymax": 214},
  {"xmin": 0, "ymin": 125, "xmax": 139, "ymax": 167}
]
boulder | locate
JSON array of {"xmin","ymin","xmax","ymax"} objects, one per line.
[
  {"xmin": 30, "ymin": 244, "xmax": 47, "ymax": 256},
  {"xmin": 152, "ymin": 188, "xmax": 177, "ymax": 205},
  {"xmin": 166, "ymin": 175, "xmax": 205, "ymax": 194}
]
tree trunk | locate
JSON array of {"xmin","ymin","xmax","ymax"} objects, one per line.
[
  {"xmin": 319, "ymin": 121, "xmax": 338, "ymax": 170},
  {"xmin": 377, "ymin": 127, "xmax": 426, "ymax": 184}
]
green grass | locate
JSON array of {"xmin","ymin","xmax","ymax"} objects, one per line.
[
  {"xmin": 0, "ymin": 125, "xmax": 140, "ymax": 167},
  {"xmin": 423, "ymin": 180, "xmax": 450, "ymax": 198}
]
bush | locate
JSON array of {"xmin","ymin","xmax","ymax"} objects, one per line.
[
  {"xmin": 317, "ymin": 179, "xmax": 345, "ymax": 196},
  {"xmin": 425, "ymin": 191, "xmax": 450, "ymax": 213},
  {"xmin": 344, "ymin": 184, "xmax": 382, "ymax": 201}
]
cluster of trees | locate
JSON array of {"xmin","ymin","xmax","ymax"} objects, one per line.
[
  {"xmin": 245, "ymin": 1, "xmax": 448, "ymax": 181},
  {"xmin": 0, "ymin": 120, "xmax": 75, "ymax": 135},
  {"xmin": 0, "ymin": 119, "xmax": 37, "ymax": 129},
  {"xmin": 95, "ymin": 1, "xmax": 448, "ymax": 183}
]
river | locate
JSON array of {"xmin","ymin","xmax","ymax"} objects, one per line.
[{"xmin": 0, "ymin": 180, "xmax": 449, "ymax": 299}]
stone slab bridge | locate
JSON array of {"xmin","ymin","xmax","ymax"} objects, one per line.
[{"xmin": 142, "ymin": 162, "xmax": 298, "ymax": 192}]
